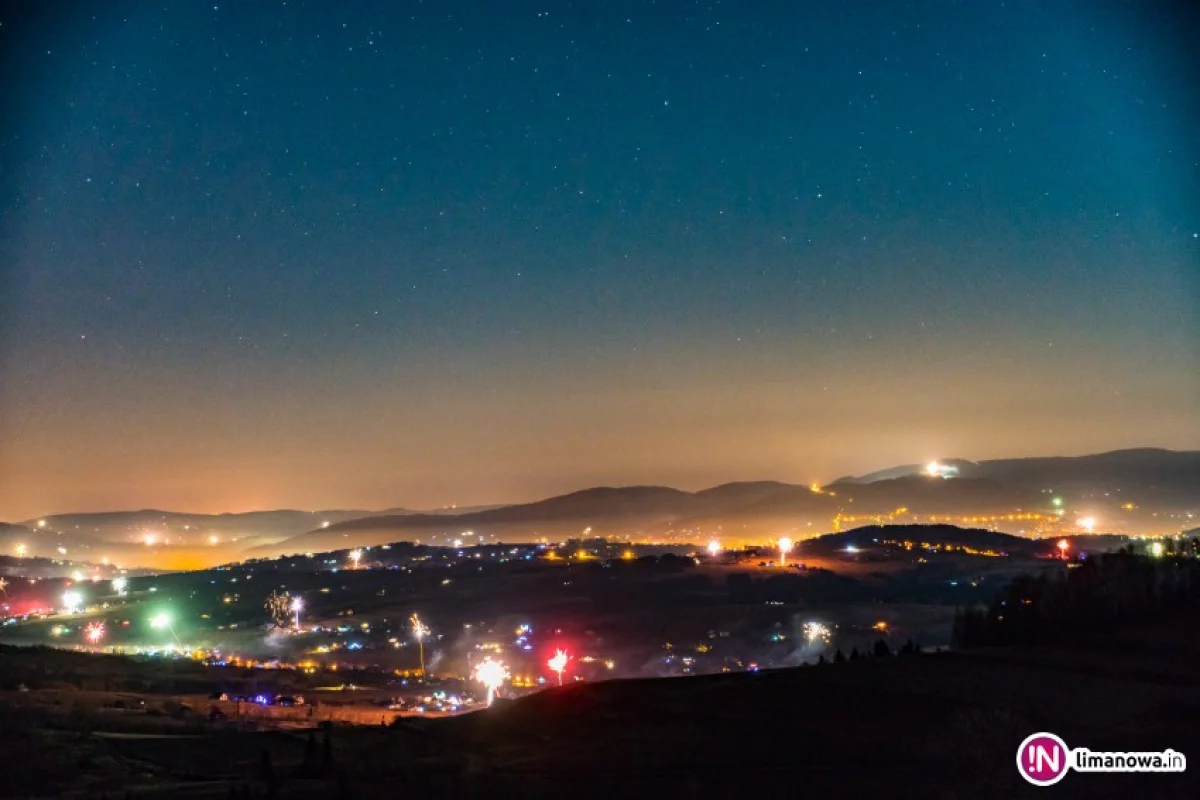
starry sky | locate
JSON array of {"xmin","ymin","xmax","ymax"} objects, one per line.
[{"xmin": 1, "ymin": 1, "xmax": 1197, "ymax": 519}]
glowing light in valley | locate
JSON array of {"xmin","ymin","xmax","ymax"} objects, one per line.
[
  {"xmin": 290, "ymin": 596, "xmax": 304, "ymax": 628},
  {"xmin": 1077, "ymin": 517, "xmax": 1096, "ymax": 533},
  {"xmin": 349, "ymin": 549, "xmax": 363, "ymax": 569},
  {"xmin": 14, "ymin": 543, "xmax": 27, "ymax": 557},
  {"xmin": 111, "ymin": 577, "xmax": 128, "ymax": 596},
  {"xmin": 547, "ymin": 648, "xmax": 570, "ymax": 686},
  {"xmin": 707, "ymin": 539, "xmax": 721, "ymax": 558},
  {"xmin": 1151, "ymin": 541, "xmax": 1164, "ymax": 557},
  {"xmin": 778, "ymin": 537, "xmax": 794, "ymax": 566},
  {"xmin": 62, "ymin": 590, "xmax": 84, "ymax": 613},
  {"xmin": 85, "ymin": 621, "xmax": 106, "ymax": 644},
  {"xmin": 473, "ymin": 657, "xmax": 509, "ymax": 706},
  {"xmin": 803, "ymin": 621, "xmax": 832, "ymax": 645},
  {"xmin": 926, "ymin": 460, "xmax": 942, "ymax": 476},
  {"xmin": 411, "ymin": 613, "xmax": 430, "ymax": 676}
]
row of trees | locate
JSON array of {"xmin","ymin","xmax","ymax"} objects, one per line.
[
  {"xmin": 952, "ymin": 548, "xmax": 1200, "ymax": 648},
  {"xmin": 814, "ymin": 637, "xmax": 922, "ymax": 665}
]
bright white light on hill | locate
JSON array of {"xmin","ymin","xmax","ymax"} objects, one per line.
[{"xmin": 925, "ymin": 461, "xmax": 959, "ymax": 479}]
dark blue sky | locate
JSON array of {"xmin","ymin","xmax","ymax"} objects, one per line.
[{"xmin": 2, "ymin": 1, "xmax": 1197, "ymax": 517}]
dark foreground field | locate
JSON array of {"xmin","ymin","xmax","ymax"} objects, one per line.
[{"xmin": 2, "ymin": 614, "xmax": 1197, "ymax": 799}]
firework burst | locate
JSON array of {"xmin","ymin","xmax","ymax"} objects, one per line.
[
  {"xmin": 473, "ymin": 657, "xmax": 509, "ymax": 706},
  {"xmin": 547, "ymin": 648, "xmax": 570, "ymax": 686},
  {"xmin": 265, "ymin": 591, "xmax": 293, "ymax": 628},
  {"xmin": 803, "ymin": 621, "xmax": 832, "ymax": 646},
  {"xmin": 85, "ymin": 621, "xmax": 106, "ymax": 644}
]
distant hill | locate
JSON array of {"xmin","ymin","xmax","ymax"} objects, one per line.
[
  {"xmin": 839, "ymin": 448, "xmax": 1200, "ymax": 500},
  {"xmin": 254, "ymin": 486, "xmax": 704, "ymax": 555},
  {"xmin": 14, "ymin": 447, "xmax": 1197, "ymax": 566}
]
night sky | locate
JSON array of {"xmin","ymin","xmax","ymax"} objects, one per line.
[{"xmin": 2, "ymin": 1, "xmax": 1197, "ymax": 519}]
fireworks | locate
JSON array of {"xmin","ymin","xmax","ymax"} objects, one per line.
[
  {"xmin": 85, "ymin": 621, "xmax": 106, "ymax": 644},
  {"xmin": 707, "ymin": 539, "xmax": 721, "ymax": 558},
  {"xmin": 349, "ymin": 549, "xmax": 363, "ymax": 569},
  {"xmin": 473, "ymin": 657, "xmax": 509, "ymax": 706},
  {"xmin": 778, "ymin": 537, "xmax": 794, "ymax": 566},
  {"xmin": 0, "ymin": 577, "xmax": 7, "ymax": 596},
  {"xmin": 62, "ymin": 590, "xmax": 84, "ymax": 614},
  {"xmin": 1057, "ymin": 539, "xmax": 1070, "ymax": 558},
  {"xmin": 150, "ymin": 612, "xmax": 182, "ymax": 646},
  {"xmin": 803, "ymin": 621, "xmax": 832, "ymax": 646},
  {"xmin": 547, "ymin": 648, "xmax": 570, "ymax": 686},
  {"xmin": 111, "ymin": 577, "xmax": 128, "ymax": 596},
  {"xmin": 14, "ymin": 543, "xmax": 27, "ymax": 558},
  {"xmin": 265, "ymin": 591, "xmax": 293, "ymax": 628},
  {"xmin": 411, "ymin": 613, "xmax": 430, "ymax": 676},
  {"xmin": 290, "ymin": 596, "xmax": 304, "ymax": 628}
]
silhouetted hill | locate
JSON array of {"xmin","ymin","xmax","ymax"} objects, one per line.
[
  {"xmin": 259, "ymin": 486, "xmax": 701, "ymax": 554},
  {"xmin": 841, "ymin": 448, "xmax": 1200, "ymax": 504},
  {"xmin": 801, "ymin": 524, "xmax": 1046, "ymax": 556},
  {"xmin": 692, "ymin": 480, "xmax": 800, "ymax": 505},
  {"xmin": 834, "ymin": 475, "xmax": 1039, "ymax": 514}
]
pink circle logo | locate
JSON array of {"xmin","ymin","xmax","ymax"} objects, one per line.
[{"xmin": 1017, "ymin": 732, "xmax": 1070, "ymax": 786}]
